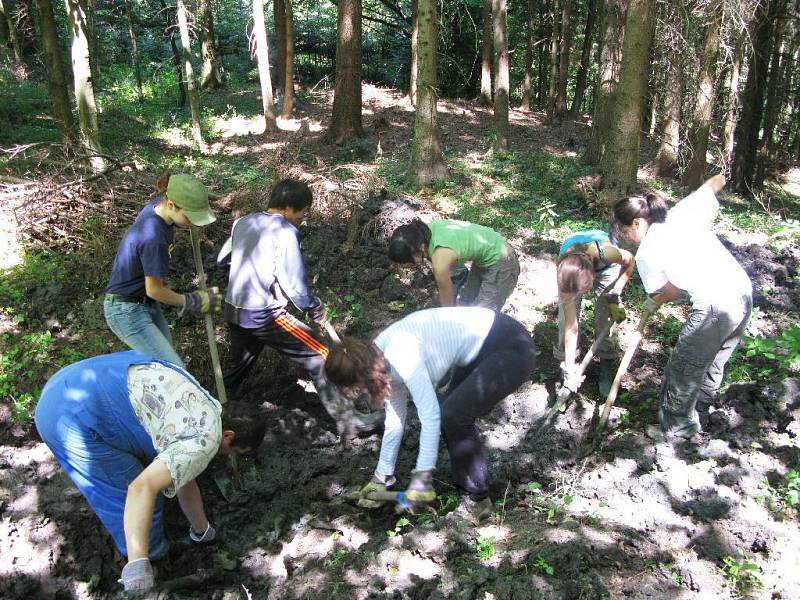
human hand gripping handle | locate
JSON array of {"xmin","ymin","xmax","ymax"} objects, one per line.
[
  {"xmin": 643, "ymin": 295, "xmax": 661, "ymax": 316},
  {"xmin": 560, "ymin": 362, "xmax": 585, "ymax": 394},
  {"xmin": 189, "ymin": 521, "xmax": 217, "ymax": 543},
  {"xmin": 180, "ymin": 287, "xmax": 221, "ymax": 316},
  {"xmin": 606, "ymin": 293, "xmax": 627, "ymax": 324},
  {"xmin": 406, "ymin": 469, "xmax": 436, "ymax": 504},
  {"xmin": 359, "ymin": 473, "xmax": 396, "ymax": 508},
  {"xmin": 119, "ymin": 558, "xmax": 154, "ymax": 595}
]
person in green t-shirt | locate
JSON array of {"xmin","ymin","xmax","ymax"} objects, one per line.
[{"xmin": 388, "ymin": 219, "xmax": 520, "ymax": 310}]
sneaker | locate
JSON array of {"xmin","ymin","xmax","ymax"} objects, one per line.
[
  {"xmin": 451, "ymin": 496, "xmax": 493, "ymax": 525},
  {"xmin": 598, "ymin": 359, "xmax": 615, "ymax": 397}
]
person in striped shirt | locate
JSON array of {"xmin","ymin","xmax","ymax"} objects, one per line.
[
  {"xmin": 219, "ymin": 179, "xmax": 381, "ymax": 437},
  {"xmin": 325, "ymin": 307, "xmax": 536, "ymax": 523}
]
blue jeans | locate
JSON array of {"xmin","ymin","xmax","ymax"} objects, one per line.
[
  {"xmin": 104, "ymin": 297, "xmax": 183, "ymax": 366},
  {"xmin": 34, "ymin": 353, "xmax": 168, "ymax": 559}
]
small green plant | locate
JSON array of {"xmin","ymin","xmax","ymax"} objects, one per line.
[
  {"xmin": 323, "ymin": 547, "xmax": 348, "ymax": 567},
  {"xmin": 666, "ymin": 563, "xmax": 682, "ymax": 585},
  {"xmin": 437, "ymin": 493, "xmax": 459, "ymax": 515},
  {"xmin": 525, "ymin": 481, "xmax": 542, "ymax": 503},
  {"xmin": 475, "ymin": 535, "xmax": 496, "ymax": 560},
  {"xmin": 534, "ymin": 554, "xmax": 554, "ymax": 576},
  {"xmin": 343, "ymin": 294, "xmax": 362, "ymax": 325},
  {"xmin": 535, "ymin": 200, "xmax": 559, "ymax": 229},
  {"xmin": 386, "ymin": 516, "xmax": 411, "ymax": 538},
  {"xmin": 783, "ymin": 469, "xmax": 800, "ymax": 510},
  {"xmin": 721, "ymin": 550, "xmax": 762, "ymax": 594}
]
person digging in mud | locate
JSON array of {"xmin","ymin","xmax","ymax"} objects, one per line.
[
  {"xmin": 325, "ymin": 307, "xmax": 536, "ymax": 524},
  {"xmin": 555, "ymin": 230, "xmax": 635, "ymax": 396},
  {"xmin": 217, "ymin": 178, "xmax": 382, "ymax": 437},
  {"xmin": 104, "ymin": 173, "xmax": 221, "ymax": 367},
  {"xmin": 388, "ymin": 219, "xmax": 520, "ymax": 310},
  {"xmin": 611, "ymin": 174, "xmax": 752, "ymax": 443},
  {"xmin": 34, "ymin": 351, "xmax": 267, "ymax": 595}
]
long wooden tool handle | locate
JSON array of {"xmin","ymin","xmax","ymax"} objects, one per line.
[
  {"xmin": 190, "ymin": 226, "xmax": 227, "ymax": 404},
  {"xmin": 323, "ymin": 320, "xmax": 341, "ymax": 344}
]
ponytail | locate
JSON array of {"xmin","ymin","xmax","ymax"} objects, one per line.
[{"xmin": 611, "ymin": 191, "xmax": 668, "ymax": 232}]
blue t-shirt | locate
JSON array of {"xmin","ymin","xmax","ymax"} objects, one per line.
[
  {"xmin": 106, "ymin": 199, "xmax": 174, "ymax": 298},
  {"xmin": 559, "ymin": 229, "xmax": 610, "ymax": 256}
]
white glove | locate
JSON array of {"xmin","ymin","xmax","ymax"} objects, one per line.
[{"xmin": 189, "ymin": 521, "xmax": 217, "ymax": 543}]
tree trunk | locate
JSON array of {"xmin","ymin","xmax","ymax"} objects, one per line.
[
  {"xmin": 36, "ymin": 0, "xmax": 74, "ymax": 138},
  {"xmin": 554, "ymin": 0, "xmax": 572, "ymax": 118},
  {"xmin": 64, "ymin": 0, "xmax": 105, "ymax": 172},
  {"xmin": 521, "ymin": 0, "xmax": 534, "ymax": 111},
  {"xmin": 569, "ymin": 0, "xmax": 598, "ymax": 116},
  {"xmin": 723, "ymin": 32, "xmax": 743, "ymax": 162},
  {"xmin": 599, "ymin": 0, "xmax": 655, "ymax": 198},
  {"xmin": 86, "ymin": 0, "xmax": 100, "ymax": 88},
  {"xmin": 0, "ymin": 1, "xmax": 9, "ymax": 49},
  {"xmin": 273, "ymin": 0, "xmax": 286, "ymax": 90},
  {"xmin": 585, "ymin": 0, "xmax": 626, "ymax": 165},
  {"xmin": 281, "ymin": 0, "xmax": 294, "ymax": 118},
  {"xmin": 536, "ymin": 0, "xmax": 548, "ymax": 108},
  {"xmin": 409, "ymin": 0, "xmax": 447, "ymax": 185},
  {"xmin": 682, "ymin": 1, "xmax": 722, "ymax": 188},
  {"xmin": 480, "ymin": 0, "xmax": 492, "ymax": 105},
  {"xmin": 654, "ymin": 0, "xmax": 681, "ymax": 177},
  {"xmin": 2, "ymin": 0, "xmax": 24, "ymax": 63},
  {"xmin": 733, "ymin": 0, "xmax": 784, "ymax": 193},
  {"xmin": 198, "ymin": 0, "xmax": 223, "ymax": 90},
  {"xmin": 760, "ymin": 15, "xmax": 787, "ymax": 154},
  {"xmin": 252, "ymin": 0, "xmax": 277, "ymax": 132},
  {"xmin": 547, "ymin": 0, "xmax": 560, "ymax": 115},
  {"xmin": 160, "ymin": 0, "xmax": 186, "ymax": 107},
  {"xmin": 329, "ymin": 0, "xmax": 362, "ymax": 143},
  {"xmin": 408, "ymin": 0, "xmax": 418, "ymax": 105},
  {"xmin": 176, "ymin": 0, "xmax": 205, "ymax": 150},
  {"xmin": 124, "ymin": 0, "xmax": 143, "ymax": 102},
  {"xmin": 493, "ymin": 0, "xmax": 509, "ymax": 149}
]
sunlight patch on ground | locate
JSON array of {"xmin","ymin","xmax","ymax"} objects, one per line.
[
  {"xmin": 0, "ymin": 190, "xmax": 23, "ymax": 270},
  {"xmin": 782, "ymin": 166, "xmax": 800, "ymax": 195}
]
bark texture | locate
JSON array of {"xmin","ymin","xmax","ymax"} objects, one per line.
[
  {"xmin": 328, "ymin": 0, "xmax": 363, "ymax": 143},
  {"xmin": 36, "ymin": 0, "xmax": 74, "ymax": 138},
  {"xmin": 252, "ymin": 0, "xmax": 277, "ymax": 131},
  {"xmin": 124, "ymin": 0, "xmax": 143, "ymax": 102},
  {"xmin": 493, "ymin": 0, "xmax": 509, "ymax": 149},
  {"xmin": 654, "ymin": 0, "xmax": 682, "ymax": 177},
  {"xmin": 198, "ymin": 0, "xmax": 223, "ymax": 90},
  {"xmin": 554, "ymin": 0, "xmax": 572, "ymax": 118},
  {"xmin": 281, "ymin": 0, "xmax": 294, "ymax": 119},
  {"xmin": 176, "ymin": 0, "xmax": 206, "ymax": 150},
  {"xmin": 480, "ymin": 0, "xmax": 492, "ymax": 105},
  {"xmin": 569, "ymin": 0, "xmax": 598, "ymax": 116},
  {"xmin": 521, "ymin": 0, "xmax": 534, "ymax": 111},
  {"xmin": 409, "ymin": 0, "xmax": 418, "ymax": 104},
  {"xmin": 160, "ymin": 0, "xmax": 186, "ymax": 108}
]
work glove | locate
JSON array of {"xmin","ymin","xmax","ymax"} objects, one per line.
[
  {"xmin": 606, "ymin": 293, "xmax": 627, "ymax": 324},
  {"xmin": 310, "ymin": 300, "xmax": 327, "ymax": 326},
  {"xmin": 119, "ymin": 558, "xmax": 154, "ymax": 595},
  {"xmin": 406, "ymin": 469, "xmax": 436, "ymax": 504},
  {"xmin": 560, "ymin": 363, "xmax": 584, "ymax": 394},
  {"xmin": 180, "ymin": 287, "xmax": 221, "ymax": 316},
  {"xmin": 359, "ymin": 473, "xmax": 396, "ymax": 508},
  {"xmin": 643, "ymin": 296, "xmax": 661, "ymax": 315},
  {"xmin": 189, "ymin": 521, "xmax": 217, "ymax": 544}
]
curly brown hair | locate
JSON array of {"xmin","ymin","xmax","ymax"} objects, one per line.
[{"xmin": 325, "ymin": 337, "xmax": 392, "ymax": 409}]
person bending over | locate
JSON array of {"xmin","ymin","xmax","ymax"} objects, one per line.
[
  {"xmin": 325, "ymin": 307, "xmax": 536, "ymax": 523},
  {"xmin": 35, "ymin": 351, "xmax": 267, "ymax": 594},
  {"xmin": 611, "ymin": 174, "xmax": 752, "ymax": 441},
  {"xmin": 388, "ymin": 219, "xmax": 520, "ymax": 310},
  {"xmin": 555, "ymin": 229, "xmax": 634, "ymax": 395}
]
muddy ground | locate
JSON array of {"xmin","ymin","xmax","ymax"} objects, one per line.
[{"xmin": 2, "ymin": 90, "xmax": 800, "ymax": 599}]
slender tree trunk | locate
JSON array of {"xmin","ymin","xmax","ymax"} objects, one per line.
[
  {"xmin": 160, "ymin": 0, "xmax": 186, "ymax": 107},
  {"xmin": 733, "ymin": 0, "xmax": 784, "ymax": 193},
  {"xmin": 273, "ymin": 0, "xmax": 286, "ymax": 90},
  {"xmin": 64, "ymin": 0, "xmax": 105, "ymax": 172},
  {"xmin": 521, "ymin": 0, "xmax": 534, "ymax": 111},
  {"xmin": 493, "ymin": 0, "xmax": 509, "ymax": 149},
  {"xmin": 599, "ymin": 0, "xmax": 655, "ymax": 198},
  {"xmin": 760, "ymin": 16, "xmax": 787, "ymax": 153},
  {"xmin": 281, "ymin": 0, "xmax": 294, "ymax": 118},
  {"xmin": 176, "ymin": 0, "xmax": 205, "ymax": 150},
  {"xmin": 480, "ymin": 0, "xmax": 492, "ymax": 105},
  {"xmin": 536, "ymin": 0, "xmax": 548, "ymax": 108},
  {"xmin": 585, "ymin": 0, "xmax": 626, "ymax": 165},
  {"xmin": 408, "ymin": 0, "xmax": 418, "ymax": 105},
  {"xmin": 124, "ymin": 0, "xmax": 143, "ymax": 102},
  {"xmin": 252, "ymin": 0, "xmax": 277, "ymax": 131},
  {"xmin": 329, "ymin": 0, "xmax": 362, "ymax": 143},
  {"xmin": 409, "ymin": 0, "xmax": 447, "ymax": 185},
  {"xmin": 547, "ymin": 0, "xmax": 560, "ymax": 115},
  {"xmin": 0, "ymin": 1, "xmax": 9, "ymax": 49},
  {"xmin": 198, "ymin": 0, "xmax": 223, "ymax": 90},
  {"xmin": 86, "ymin": 0, "xmax": 100, "ymax": 88},
  {"xmin": 554, "ymin": 0, "xmax": 572, "ymax": 117},
  {"xmin": 723, "ymin": 32, "xmax": 743, "ymax": 162},
  {"xmin": 682, "ymin": 1, "xmax": 722, "ymax": 187},
  {"xmin": 569, "ymin": 0, "xmax": 598, "ymax": 116},
  {"xmin": 2, "ymin": 0, "xmax": 24, "ymax": 63},
  {"xmin": 654, "ymin": 0, "xmax": 681, "ymax": 177},
  {"xmin": 36, "ymin": 0, "xmax": 74, "ymax": 138}
]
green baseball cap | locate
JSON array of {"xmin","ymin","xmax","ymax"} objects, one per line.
[{"xmin": 166, "ymin": 174, "xmax": 216, "ymax": 226}]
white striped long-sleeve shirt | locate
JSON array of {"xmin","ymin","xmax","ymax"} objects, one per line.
[{"xmin": 374, "ymin": 307, "xmax": 496, "ymax": 475}]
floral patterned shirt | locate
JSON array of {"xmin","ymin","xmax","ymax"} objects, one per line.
[{"xmin": 127, "ymin": 362, "xmax": 222, "ymax": 497}]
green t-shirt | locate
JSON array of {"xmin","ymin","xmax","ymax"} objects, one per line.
[{"xmin": 428, "ymin": 220, "xmax": 506, "ymax": 269}]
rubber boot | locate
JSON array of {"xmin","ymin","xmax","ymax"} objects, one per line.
[{"xmin": 598, "ymin": 359, "xmax": 615, "ymax": 397}]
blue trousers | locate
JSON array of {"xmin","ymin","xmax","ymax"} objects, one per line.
[
  {"xmin": 104, "ymin": 297, "xmax": 184, "ymax": 366},
  {"xmin": 34, "ymin": 352, "xmax": 168, "ymax": 559}
]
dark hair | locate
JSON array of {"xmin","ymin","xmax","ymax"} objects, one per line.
[
  {"xmin": 325, "ymin": 338, "xmax": 392, "ymax": 408},
  {"xmin": 268, "ymin": 179, "xmax": 313, "ymax": 211},
  {"xmin": 557, "ymin": 252, "xmax": 595, "ymax": 297},
  {"xmin": 611, "ymin": 192, "xmax": 668, "ymax": 238},
  {"xmin": 221, "ymin": 401, "xmax": 268, "ymax": 451},
  {"xmin": 388, "ymin": 219, "xmax": 432, "ymax": 263}
]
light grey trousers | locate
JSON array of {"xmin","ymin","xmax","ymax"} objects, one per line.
[{"xmin": 659, "ymin": 293, "xmax": 752, "ymax": 437}]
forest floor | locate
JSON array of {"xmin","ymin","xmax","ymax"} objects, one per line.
[{"xmin": 1, "ymin": 83, "xmax": 800, "ymax": 599}]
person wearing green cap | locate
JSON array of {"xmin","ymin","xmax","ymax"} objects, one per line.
[{"xmin": 104, "ymin": 173, "xmax": 220, "ymax": 366}]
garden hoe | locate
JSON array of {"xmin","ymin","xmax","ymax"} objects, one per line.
[{"xmin": 581, "ymin": 307, "xmax": 656, "ymax": 456}]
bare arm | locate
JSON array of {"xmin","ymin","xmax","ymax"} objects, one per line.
[
  {"xmin": 176, "ymin": 480, "xmax": 209, "ymax": 534},
  {"xmin": 123, "ymin": 459, "xmax": 173, "ymax": 561},
  {"xmin": 561, "ymin": 296, "xmax": 579, "ymax": 372},
  {"xmin": 145, "ymin": 276, "xmax": 185, "ymax": 307},
  {"xmin": 601, "ymin": 245, "xmax": 636, "ymax": 295},
  {"xmin": 652, "ymin": 281, "xmax": 684, "ymax": 306},
  {"xmin": 430, "ymin": 247, "xmax": 460, "ymax": 307},
  {"xmin": 704, "ymin": 173, "xmax": 726, "ymax": 194}
]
